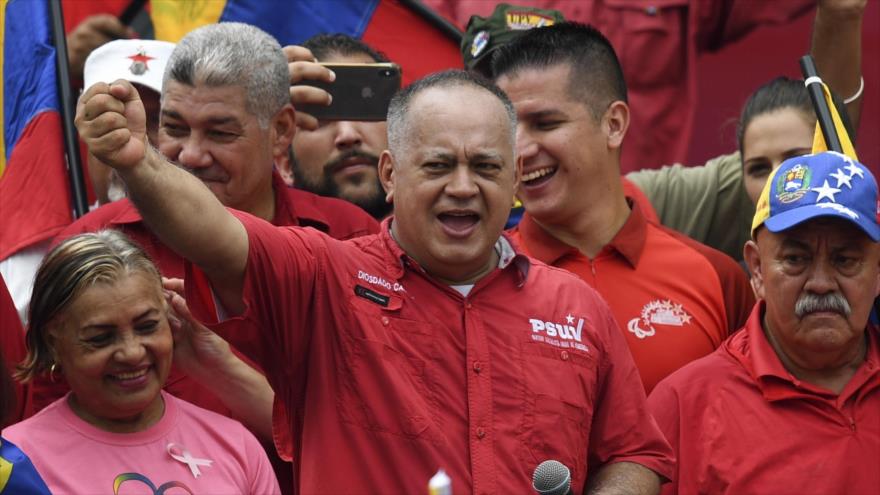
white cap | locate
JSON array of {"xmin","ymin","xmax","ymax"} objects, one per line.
[{"xmin": 83, "ymin": 39, "xmax": 176, "ymax": 94}]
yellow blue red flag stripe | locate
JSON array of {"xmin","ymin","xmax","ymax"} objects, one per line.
[{"xmin": 0, "ymin": 0, "xmax": 72, "ymax": 259}]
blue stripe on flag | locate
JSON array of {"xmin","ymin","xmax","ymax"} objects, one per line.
[
  {"xmin": 3, "ymin": 0, "xmax": 59, "ymax": 162},
  {"xmin": 218, "ymin": 0, "xmax": 381, "ymax": 45}
]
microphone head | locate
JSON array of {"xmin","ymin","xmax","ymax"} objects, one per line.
[{"xmin": 532, "ymin": 459, "xmax": 571, "ymax": 495}]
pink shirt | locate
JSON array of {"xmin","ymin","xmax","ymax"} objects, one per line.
[{"xmin": 2, "ymin": 391, "xmax": 280, "ymax": 495}]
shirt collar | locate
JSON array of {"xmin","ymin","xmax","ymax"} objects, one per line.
[
  {"xmin": 379, "ymin": 216, "xmax": 530, "ymax": 285},
  {"xmin": 730, "ymin": 301, "xmax": 880, "ymax": 401},
  {"xmin": 270, "ymin": 170, "xmax": 330, "ymax": 232},
  {"xmin": 516, "ymin": 197, "xmax": 648, "ymax": 267}
]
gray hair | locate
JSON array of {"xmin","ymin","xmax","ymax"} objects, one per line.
[
  {"xmin": 17, "ymin": 230, "xmax": 163, "ymax": 383},
  {"xmin": 387, "ymin": 70, "xmax": 517, "ymax": 156},
  {"xmin": 163, "ymin": 22, "xmax": 289, "ymax": 127}
]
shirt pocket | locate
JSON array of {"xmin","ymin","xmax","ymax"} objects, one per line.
[
  {"xmin": 519, "ymin": 341, "xmax": 598, "ymax": 487},
  {"xmin": 602, "ymin": 0, "xmax": 688, "ymax": 88},
  {"xmin": 335, "ymin": 292, "xmax": 441, "ymax": 443}
]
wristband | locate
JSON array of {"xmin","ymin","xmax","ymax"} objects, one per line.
[{"xmin": 843, "ymin": 76, "xmax": 864, "ymax": 104}]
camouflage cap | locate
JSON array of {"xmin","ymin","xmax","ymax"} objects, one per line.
[{"xmin": 461, "ymin": 3, "xmax": 565, "ymax": 74}]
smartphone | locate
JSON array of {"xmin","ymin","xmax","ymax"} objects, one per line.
[{"xmin": 297, "ymin": 63, "xmax": 401, "ymax": 121}]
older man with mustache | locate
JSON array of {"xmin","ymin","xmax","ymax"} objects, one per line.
[{"xmin": 647, "ymin": 151, "xmax": 880, "ymax": 495}]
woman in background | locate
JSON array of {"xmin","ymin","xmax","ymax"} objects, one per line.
[{"xmin": 2, "ymin": 231, "xmax": 279, "ymax": 494}]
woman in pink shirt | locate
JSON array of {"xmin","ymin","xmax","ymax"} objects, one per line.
[{"xmin": 2, "ymin": 231, "xmax": 279, "ymax": 494}]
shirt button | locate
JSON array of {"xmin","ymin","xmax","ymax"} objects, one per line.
[
  {"xmin": 466, "ymin": 302, "xmax": 473, "ymax": 309},
  {"xmin": 560, "ymin": 350, "xmax": 569, "ymax": 361},
  {"xmin": 381, "ymin": 316, "xmax": 390, "ymax": 326},
  {"xmin": 476, "ymin": 427, "xmax": 486, "ymax": 439},
  {"xmin": 473, "ymin": 361, "xmax": 482, "ymax": 373},
  {"xmin": 645, "ymin": 5, "xmax": 658, "ymax": 15}
]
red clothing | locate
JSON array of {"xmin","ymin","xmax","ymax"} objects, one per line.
[
  {"xmin": 186, "ymin": 215, "xmax": 674, "ymax": 494},
  {"xmin": 1, "ymin": 276, "xmax": 31, "ymax": 427},
  {"xmin": 508, "ymin": 201, "xmax": 754, "ymax": 393},
  {"xmin": 36, "ymin": 172, "xmax": 379, "ymax": 415},
  {"xmin": 425, "ymin": 0, "xmax": 813, "ymax": 173},
  {"xmin": 622, "ymin": 177, "xmax": 659, "ymax": 224},
  {"xmin": 648, "ymin": 302, "xmax": 880, "ymax": 495}
]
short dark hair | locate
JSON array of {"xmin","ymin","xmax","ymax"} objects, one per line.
[
  {"xmin": 302, "ymin": 33, "xmax": 388, "ymax": 63},
  {"xmin": 737, "ymin": 76, "xmax": 854, "ymax": 158},
  {"xmin": 491, "ymin": 22, "xmax": 627, "ymax": 119},
  {"xmin": 386, "ymin": 70, "xmax": 516, "ymax": 154}
]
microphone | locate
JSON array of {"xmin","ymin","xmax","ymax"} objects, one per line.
[{"xmin": 532, "ymin": 460, "xmax": 572, "ymax": 495}]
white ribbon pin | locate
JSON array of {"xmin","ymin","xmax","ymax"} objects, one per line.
[{"xmin": 167, "ymin": 443, "xmax": 213, "ymax": 478}]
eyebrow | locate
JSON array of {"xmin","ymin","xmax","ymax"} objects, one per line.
[
  {"xmin": 468, "ymin": 151, "xmax": 504, "ymax": 162},
  {"xmin": 81, "ymin": 308, "xmax": 160, "ymax": 331},
  {"xmin": 521, "ymin": 109, "xmax": 565, "ymax": 120},
  {"xmin": 160, "ymin": 110, "xmax": 241, "ymax": 128}
]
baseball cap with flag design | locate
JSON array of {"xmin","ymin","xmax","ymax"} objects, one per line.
[{"xmin": 751, "ymin": 151, "xmax": 880, "ymax": 241}]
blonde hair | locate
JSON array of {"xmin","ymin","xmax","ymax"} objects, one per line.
[{"xmin": 16, "ymin": 230, "xmax": 162, "ymax": 382}]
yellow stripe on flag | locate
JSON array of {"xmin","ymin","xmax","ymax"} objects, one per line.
[
  {"xmin": 0, "ymin": 0, "xmax": 8, "ymax": 177},
  {"xmin": 151, "ymin": 0, "xmax": 226, "ymax": 43},
  {"xmin": 811, "ymin": 82, "xmax": 858, "ymax": 161}
]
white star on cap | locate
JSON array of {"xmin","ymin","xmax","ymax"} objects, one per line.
[
  {"xmin": 812, "ymin": 179, "xmax": 841, "ymax": 202},
  {"xmin": 829, "ymin": 168, "xmax": 853, "ymax": 189},
  {"xmin": 845, "ymin": 162, "xmax": 865, "ymax": 179}
]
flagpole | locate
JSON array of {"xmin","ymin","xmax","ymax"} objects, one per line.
[
  {"xmin": 400, "ymin": 0, "xmax": 462, "ymax": 42},
  {"xmin": 49, "ymin": 0, "xmax": 89, "ymax": 219},
  {"xmin": 799, "ymin": 55, "xmax": 844, "ymax": 154}
]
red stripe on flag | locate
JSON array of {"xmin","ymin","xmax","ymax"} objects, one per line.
[
  {"xmin": 362, "ymin": 0, "xmax": 462, "ymax": 86},
  {"xmin": 0, "ymin": 112, "xmax": 72, "ymax": 259}
]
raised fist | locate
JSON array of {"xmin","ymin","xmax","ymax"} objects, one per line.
[{"xmin": 75, "ymin": 80, "xmax": 147, "ymax": 170}]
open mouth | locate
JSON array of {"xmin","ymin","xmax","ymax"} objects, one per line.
[
  {"xmin": 108, "ymin": 367, "xmax": 151, "ymax": 388},
  {"xmin": 438, "ymin": 211, "xmax": 480, "ymax": 237},
  {"xmin": 521, "ymin": 166, "xmax": 557, "ymax": 187}
]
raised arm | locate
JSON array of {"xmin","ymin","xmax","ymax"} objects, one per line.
[
  {"xmin": 812, "ymin": 0, "xmax": 866, "ymax": 129},
  {"xmin": 75, "ymin": 80, "xmax": 248, "ymax": 312}
]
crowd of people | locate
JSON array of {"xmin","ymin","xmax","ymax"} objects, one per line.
[{"xmin": 1, "ymin": 1, "xmax": 877, "ymax": 494}]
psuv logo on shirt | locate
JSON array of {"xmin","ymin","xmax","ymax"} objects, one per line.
[
  {"xmin": 529, "ymin": 314, "xmax": 589, "ymax": 352},
  {"xmin": 627, "ymin": 299, "xmax": 692, "ymax": 339}
]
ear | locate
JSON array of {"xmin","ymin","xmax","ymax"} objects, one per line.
[
  {"xmin": 603, "ymin": 101, "xmax": 630, "ymax": 150},
  {"xmin": 874, "ymin": 248, "xmax": 880, "ymax": 297},
  {"xmin": 276, "ymin": 146, "xmax": 295, "ymax": 186},
  {"xmin": 743, "ymin": 239, "xmax": 764, "ymax": 300},
  {"xmin": 270, "ymin": 104, "xmax": 297, "ymax": 161},
  {"xmin": 378, "ymin": 150, "xmax": 395, "ymax": 204}
]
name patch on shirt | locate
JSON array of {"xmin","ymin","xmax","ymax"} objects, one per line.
[{"xmin": 354, "ymin": 284, "xmax": 390, "ymax": 307}]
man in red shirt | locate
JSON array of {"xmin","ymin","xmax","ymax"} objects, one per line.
[
  {"xmin": 48, "ymin": 23, "xmax": 377, "ymax": 431},
  {"xmin": 649, "ymin": 151, "xmax": 880, "ymax": 494},
  {"xmin": 493, "ymin": 23, "xmax": 754, "ymax": 393},
  {"xmin": 77, "ymin": 31, "xmax": 676, "ymax": 491}
]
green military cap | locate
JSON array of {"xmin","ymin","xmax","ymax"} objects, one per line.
[{"xmin": 461, "ymin": 3, "xmax": 566, "ymax": 74}]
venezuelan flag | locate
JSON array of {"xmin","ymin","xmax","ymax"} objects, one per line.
[
  {"xmin": 0, "ymin": 0, "xmax": 72, "ymax": 260},
  {"xmin": 150, "ymin": 0, "xmax": 462, "ymax": 85}
]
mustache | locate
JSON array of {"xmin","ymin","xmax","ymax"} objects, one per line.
[
  {"xmin": 794, "ymin": 292, "xmax": 852, "ymax": 318},
  {"xmin": 174, "ymin": 161, "xmax": 230, "ymax": 183},
  {"xmin": 325, "ymin": 149, "xmax": 380, "ymax": 175}
]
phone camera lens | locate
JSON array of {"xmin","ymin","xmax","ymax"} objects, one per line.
[{"xmin": 381, "ymin": 69, "xmax": 393, "ymax": 77}]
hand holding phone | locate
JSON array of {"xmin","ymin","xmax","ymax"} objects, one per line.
[{"xmin": 296, "ymin": 63, "xmax": 402, "ymax": 124}]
